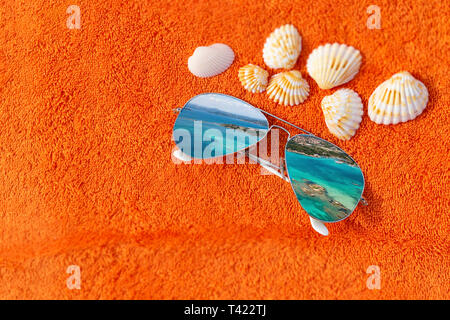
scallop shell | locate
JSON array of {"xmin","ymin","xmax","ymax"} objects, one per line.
[
  {"xmin": 263, "ymin": 24, "xmax": 302, "ymax": 70},
  {"xmin": 238, "ymin": 64, "xmax": 269, "ymax": 93},
  {"xmin": 368, "ymin": 71, "xmax": 428, "ymax": 125},
  {"xmin": 188, "ymin": 43, "xmax": 234, "ymax": 78},
  {"xmin": 266, "ymin": 70, "xmax": 310, "ymax": 106},
  {"xmin": 321, "ymin": 89, "xmax": 363, "ymax": 140},
  {"xmin": 306, "ymin": 43, "xmax": 362, "ymax": 89}
]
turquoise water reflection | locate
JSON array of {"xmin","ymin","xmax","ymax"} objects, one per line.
[
  {"xmin": 285, "ymin": 135, "xmax": 364, "ymax": 222},
  {"xmin": 173, "ymin": 94, "xmax": 268, "ymax": 158}
]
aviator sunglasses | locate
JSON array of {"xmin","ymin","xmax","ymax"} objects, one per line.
[{"xmin": 172, "ymin": 93, "xmax": 367, "ymax": 236}]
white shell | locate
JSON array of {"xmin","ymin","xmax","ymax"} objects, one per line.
[
  {"xmin": 368, "ymin": 71, "xmax": 429, "ymax": 125},
  {"xmin": 321, "ymin": 89, "xmax": 363, "ymax": 140},
  {"xmin": 266, "ymin": 70, "xmax": 310, "ymax": 106},
  {"xmin": 188, "ymin": 43, "xmax": 235, "ymax": 78},
  {"xmin": 263, "ymin": 24, "xmax": 302, "ymax": 69},
  {"xmin": 307, "ymin": 43, "xmax": 362, "ymax": 89},
  {"xmin": 238, "ymin": 64, "xmax": 269, "ymax": 93}
]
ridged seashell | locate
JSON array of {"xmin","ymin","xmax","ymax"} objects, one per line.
[
  {"xmin": 266, "ymin": 70, "xmax": 310, "ymax": 106},
  {"xmin": 263, "ymin": 24, "xmax": 302, "ymax": 70},
  {"xmin": 368, "ymin": 71, "xmax": 429, "ymax": 125},
  {"xmin": 188, "ymin": 43, "xmax": 235, "ymax": 77},
  {"xmin": 307, "ymin": 43, "xmax": 362, "ymax": 89},
  {"xmin": 321, "ymin": 89, "xmax": 363, "ymax": 140},
  {"xmin": 238, "ymin": 64, "xmax": 269, "ymax": 93}
]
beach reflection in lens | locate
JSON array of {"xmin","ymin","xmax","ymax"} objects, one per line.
[
  {"xmin": 173, "ymin": 93, "xmax": 269, "ymax": 159},
  {"xmin": 285, "ymin": 135, "xmax": 364, "ymax": 222}
]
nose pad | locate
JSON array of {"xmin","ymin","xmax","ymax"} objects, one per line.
[
  {"xmin": 172, "ymin": 148, "xmax": 192, "ymax": 162},
  {"xmin": 309, "ymin": 217, "xmax": 329, "ymax": 236}
]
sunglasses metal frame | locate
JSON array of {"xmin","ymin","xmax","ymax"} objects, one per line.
[{"xmin": 172, "ymin": 93, "xmax": 367, "ymax": 236}]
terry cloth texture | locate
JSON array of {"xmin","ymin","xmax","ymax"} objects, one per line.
[{"xmin": 0, "ymin": 0, "xmax": 448, "ymax": 299}]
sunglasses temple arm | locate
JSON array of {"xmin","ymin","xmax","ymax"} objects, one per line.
[
  {"xmin": 173, "ymin": 147, "xmax": 290, "ymax": 183},
  {"xmin": 240, "ymin": 150, "xmax": 290, "ymax": 182}
]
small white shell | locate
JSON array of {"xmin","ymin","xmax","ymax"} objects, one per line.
[
  {"xmin": 188, "ymin": 43, "xmax": 235, "ymax": 78},
  {"xmin": 321, "ymin": 89, "xmax": 363, "ymax": 140},
  {"xmin": 307, "ymin": 43, "xmax": 362, "ymax": 89},
  {"xmin": 263, "ymin": 24, "xmax": 302, "ymax": 70},
  {"xmin": 238, "ymin": 64, "xmax": 269, "ymax": 93},
  {"xmin": 368, "ymin": 71, "xmax": 429, "ymax": 125},
  {"xmin": 266, "ymin": 70, "xmax": 310, "ymax": 106}
]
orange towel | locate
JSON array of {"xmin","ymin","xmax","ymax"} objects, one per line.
[{"xmin": 0, "ymin": 0, "xmax": 448, "ymax": 299}]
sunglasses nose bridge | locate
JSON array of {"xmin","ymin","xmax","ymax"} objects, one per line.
[
  {"xmin": 268, "ymin": 124, "xmax": 291, "ymax": 138},
  {"xmin": 259, "ymin": 109, "xmax": 313, "ymax": 135}
]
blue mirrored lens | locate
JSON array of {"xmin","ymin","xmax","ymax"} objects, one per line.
[
  {"xmin": 285, "ymin": 135, "xmax": 364, "ymax": 222},
  {"xmin": 173, "ymin": 93, "xmax": 269, "ymax": 159}
]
